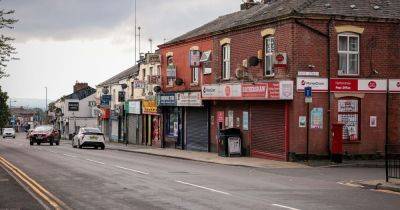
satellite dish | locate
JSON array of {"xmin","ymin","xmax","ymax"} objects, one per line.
[
  {"xmin": 102, "ymin": 88, "xmax": 109, "ymax": 95},
  {"xmin": 121, "ymin": 84, "xmax": 128, "ymax": 89},
  {"xmin": 175, "ymin": 78, "xmax": 184, "ymax": 86},
  {"xmin": 154, "ymin": 86, "xmax": 162, "ymax": 93},
  {"xmin": 248, "ymin": 56, "xmax": 260, "ymax": 67}
]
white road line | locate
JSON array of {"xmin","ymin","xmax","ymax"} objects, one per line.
[
  {"xmin": 85, "ymin": 159, "xmax": 105, "ymax": 165},
  {"xmin": 63, "ymin": 154, "xmax": 77, "ymax": 158},
  {"xmin": 175, "ymin": 180, "xmax": 231, "ymax": 195},
  {"xmin": 272, "ymin": 204, "xmax": 301, "ymax": 210},
  {"xmin": 114, "ymin": 165, "xmax": 149, "ymax": 175}
]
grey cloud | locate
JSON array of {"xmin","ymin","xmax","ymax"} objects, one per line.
[{"xmin": 1, "ymin": 0, "xmax": 241, "ymax": 43}]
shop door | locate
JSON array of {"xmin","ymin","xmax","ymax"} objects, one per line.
[
  {"xmin": 251, "ymin": 102, "xmax": 286, "ymax": 160},
  {"xmin": 186, "ymin": 107, "xmax": 209, "ymax": 152}
]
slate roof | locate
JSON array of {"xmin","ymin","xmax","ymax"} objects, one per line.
[
  {"xmin": 64, "ymin": 86, "xmax": 96, "ymax": 100},
  {"xmin": 97, "ymin": 65, "xmax": 139, "ymax": 87},
  {"xmin": 164, "ymin": 0, "xmax": 400, "ymax": 46}
]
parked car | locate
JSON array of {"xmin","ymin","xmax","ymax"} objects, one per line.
[
  {"xmin": 72, "ymin": 127, "xmax": 105, "ymax": 150},
  {"xmin": 29, "ymin": 125, "xmax": 60, "ymax": 146},
  {"xmin": 2, "ymin": 128, "xmax": 16, "ymax": 139}
]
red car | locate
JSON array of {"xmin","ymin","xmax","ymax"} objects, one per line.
[{"xmin": 29, "ymin": 126, "xmax": 60, "ymax": 146}]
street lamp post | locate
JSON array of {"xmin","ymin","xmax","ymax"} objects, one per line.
[{"xmin": 45, "ymin": 87, "xmax": 48, "ymax": 111}]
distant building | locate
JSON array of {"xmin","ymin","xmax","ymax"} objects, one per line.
[{"xmin": 9, "ymin": 107, "xmax": 37, "ymax": 131}]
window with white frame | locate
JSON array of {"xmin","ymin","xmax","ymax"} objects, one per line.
[
  {"xmin": 338, "ymin": 33, "xmax": 359, "ymax": 75},
  {"xmin": 222, "ymin": 44, "xmax": 231, "ymax": 80},
  {"xmin": 192, "ymin": 67, "xmax": 199, "ymax": 84},
  {"xmin": 166, "ymin": 56, "xmax": 176, "ymax": 86},
  {"xmin": 264, "ymin": 36, "xmax": 275, "ymax": 76}
]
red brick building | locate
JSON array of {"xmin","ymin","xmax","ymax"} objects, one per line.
[{"xmin": 159, "ymin": 0, "xmax": 400, "ymax": 160}]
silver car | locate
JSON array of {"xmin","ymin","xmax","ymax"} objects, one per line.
[{"xmin": 2, "ymin": 128, "xmax": 16, "ymax": 139}]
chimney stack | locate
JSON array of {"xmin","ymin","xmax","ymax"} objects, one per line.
[
  {"xmin": 73, "ymin": 81, "xmax": 88, "ymax": 93},
  {"xmin": 241, "ymin": 0, "xmax": 259, "ymax": 10}
]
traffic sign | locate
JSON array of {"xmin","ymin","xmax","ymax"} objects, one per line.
[{"xmin": 304, "ymin": 86, "xmax": 312, "ymax": 97}]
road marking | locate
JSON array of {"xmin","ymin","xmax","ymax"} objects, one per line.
[
  {"xmin": 175, "ymin": 180, "xmax": 231, "ymax": 195},
  {"xmin": 114, "ymin": 165, "xmax": 149, "ymax": 175},
  {"xmin": 0, "ymin": 155, "xmax": 71, "ymax": 210},
  {"xmin": 85, "ymin": 159, "xmax": 105, "ymax": 165},
  {"xmin": 272, "ymin": 204, "xmax": 301, "ymax": 210},
  {"xmin": 63, "ymin": 154, "xmax": 77, "ymax": 158}
]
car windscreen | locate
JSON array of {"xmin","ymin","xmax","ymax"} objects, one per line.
[
  {"xmin": 82, "ymin": 128, "xmax": 102, "ymax": 135},
  {"xmin": 4, "ymin": 128, "xmax": 14, "ymax": 132},
  {"xmin": 34, "ymin": 126, "xmax": 53, "ymax": 132}
]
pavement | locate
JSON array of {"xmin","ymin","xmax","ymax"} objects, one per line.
[
  {"xmin": 105, "ymin": 141, "xmax": 307, "ymax": 169},
  {"xmin": 1, "ymin": 134, "xmax": 400, "ymax": 210},
  {"xmin": 355, "ymin": 179, "xmax": 400, "ymax": 193}
]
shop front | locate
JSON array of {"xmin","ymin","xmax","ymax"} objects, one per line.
[
  {"xmin": 158, "ymin": 92, "xmax": 208, "ymax": 151},
  {"xmin": 203, "ymin": 81, "xmax": 294, "ymax": 160},
  {"xmin": 125, "ymin": 100, "xmax": 142, "ymax": 145},
  {"xmin": 142, "ymin": 99, "xmax": 161, "ymax": 147}
]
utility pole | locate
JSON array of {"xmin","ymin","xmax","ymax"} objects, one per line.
[
  {"xmin": 45, "ymin": 87, "xmax": 48, "ymax": 111},
  {"xmin": 149, "ymin": 38, "xmax": 153, "ymax": 53},
  {"xmin": 138, "ymin": 26, "xmax": 141, "ymax": 58}
]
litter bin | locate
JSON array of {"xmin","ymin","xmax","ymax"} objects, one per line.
[{"xmin": 218, "ymin": 128, "xmax": 242, "ymax": 157}]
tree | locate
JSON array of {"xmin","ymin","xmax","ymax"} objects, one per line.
[
  {"xmin": 0, "ymin": 8, "xmax": 18, "ymax": 79},
  {"xmin": 0, "ymin": 85, "xmax": 10, "ymax": 133}
]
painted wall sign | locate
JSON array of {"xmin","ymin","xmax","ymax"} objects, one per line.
[
  {"xmin": 100, "ymin": 95, "xmax": 111, "ymax": 106},
  {"xmin": 133, "ymin": 80, "xmax": 145, "ymax": 89},
  {"xmin": 142, "ymin": 100, "xmax": 158, "ymax": 115},
  {"xmin": 157, "ymin": 93, "xmax": 177, "ymax": 106},
  {"xmin": 389, "ymin": 79, "xmax": 400, "ymax": 93},
  {"xmin": 176, "ymin": 92, "xmax": 202, "ymax": 107},
  {"xmin": 298, "ymin": 71, "xmax": 320, "ymax": 77},
  {"xmin": 202, "ymin": 81, "xmax": 293, "ymax": 100},
  {"xmin": 297, "ymin": 77, "xmax": 328, "ymax": 92},
  {"xmin": 330, "ymin": 79, "xmax": 387, "ymax": 93}
]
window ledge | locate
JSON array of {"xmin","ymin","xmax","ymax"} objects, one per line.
[
  {"xmin": 190, "ymin": 83, "xmax": 199, "ymax": 87},
  {"xmin": 166, "ymin": 85, "xmax": 174, "ymax": 88},
  {"xmin": 344, "ymin": 140, "xmax": 361, "ymax": 144},
  {"xmin": 264, "ymin": 75, "xmax": 275, "ymax": 79}
]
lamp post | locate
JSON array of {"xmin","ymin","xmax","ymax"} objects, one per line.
[{"xmin": 45, "ymin": 87, "xmax": 48, "ymax": 111}]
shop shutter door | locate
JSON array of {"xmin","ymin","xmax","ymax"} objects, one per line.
[
  {"xmin": 186, "ymin": 108, "xmax": 209, "ymax": 152},
  {"xmin": 111, "ymin": 120, "xmax": 118, "ymax": 141},
  {"xmin": 251, "ymin": 102, "xmax": 286, "ymax": 160}
]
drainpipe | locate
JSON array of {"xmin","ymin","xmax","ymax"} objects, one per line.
[{"xmin": 327, "ymin": 18, "xmax": 333, "ymax": 158}]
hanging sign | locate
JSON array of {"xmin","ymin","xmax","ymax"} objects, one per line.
[
  {"xmin": 273, "ymin": 52, "xmax": 287, "ymax": 67},
  {"xmin": 125, "ymin": 101, "xmax": 141, "ymax": 114}
]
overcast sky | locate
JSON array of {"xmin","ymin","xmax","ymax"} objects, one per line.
[{"xmin": 1, "ymin": 0, "xmax": 241, "ymax": 100}]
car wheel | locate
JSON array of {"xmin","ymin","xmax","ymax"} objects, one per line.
[
  {"xmin": 56, "ymin": 141, "xmax": 60, "ymax": 146},
  {"xmin": 30, "ymin": 141, "xmax": 33, "ymax": 145},
  {"xmin": 37, "ymin": 142, "xmax": 41, "ymax": 145},
  {"xmin": 100, "ymin": 145, "xmax": 105, "ymax": 150},
  {"xmin": 78, "ymin": 140, "xmax": 82, "ymax": 149},
  {"xmin": 13, "ymin": 136, "xmax": 15, "ymax": 139}
]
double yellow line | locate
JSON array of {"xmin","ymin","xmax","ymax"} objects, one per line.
[{"xmin": 0, "ymin": 155, "xmax": 70, "ymax": 210}]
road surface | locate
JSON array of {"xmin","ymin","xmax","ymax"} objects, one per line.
[{"xmin": 0, "ymin": 134, "xmax": 399, "ymax": 210}]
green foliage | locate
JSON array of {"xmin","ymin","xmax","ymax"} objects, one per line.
[
  {"xmin": 0, "ymin": 85, "xmax": 10, "ymax": 130},
  {"xmin": 0, "ymin": 8, "xmax": 18, "ymax": 79}
]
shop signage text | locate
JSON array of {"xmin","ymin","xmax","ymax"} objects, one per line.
[
  {"xmin": 125, "ymin": 101, "xmax": 141, "ymax": 114},
  {"xmin": 176, "ymin": 92, "xmax": 202, "ymax": 107},
  {"xmin": 389, "ymin": 79, "xmax": 400, "ymax": 93},
  {"xmin": 330, "ymin": 79, "xmax": 387, "ymax": 93},
  {"xmin": 157, "ymin": 93, "xmax": 177, "ymax": 106},
  {"xmin": 142, "ymin": 100, "xmax": 158, "ymax": 115},
  {"xmin": 68, "ymin": 102, "xmax": 79, "ymax": 111},
  {"xmin": 202, "ymin": 81, "xmax": 293, "ymax": 100},
  {"xmin": 297, "ymin": 77, "xmax": 328, "ymax": 92}
]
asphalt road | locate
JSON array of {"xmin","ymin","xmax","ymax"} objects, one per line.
[{"xmin": 0, "ymin": 134, "xmax": 399, "ymax": 210}]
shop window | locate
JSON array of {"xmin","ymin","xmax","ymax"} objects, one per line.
[
  {"xmin": 338, "ymin": 98, "xmax": 361, "ymax": 141},
  {"xmin": 338, "ymin": 33, "xmax": 359, "ymax": 76},
  {"xmin": 192, "ymin": 67, "xmax": 199, "ymax": 84},
  {"xmin": 222, "ymin": 44, "xmax": 231, "ymax": 80},
  {"xmin": 264, "ymin": 36, "xmax": 275, "ymax": 76},
  {"xmin": 166, "ymin": 108, "xmax": 179, "ymax": 137}
]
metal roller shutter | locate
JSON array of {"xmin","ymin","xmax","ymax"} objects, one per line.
[
  {"xmin": 251, "ymin": 102, "xmax": 286, "ymax": 160},
  {"xmin": 186, "ymin": 107, "xmax": 209, "ymax": 152}
]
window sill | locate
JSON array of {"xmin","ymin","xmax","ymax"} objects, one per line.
[
  {"xmin": 166, "ymin": 85, "xmax": 174, "ymax": 88},
  {"xmin": 190, "ymin": 83, "xmax": 199, "ymax": 87},
  {"xmin": 264, "ymin": 75, "xmax": 275, "ymax": 79},
  {"xmin": 337, "ymin": 73, "xmax": 360, "ymax": 77}
]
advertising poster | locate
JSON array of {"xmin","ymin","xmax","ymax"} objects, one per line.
[
  {"xmin": 370, "ymin": 116, "xmax": 377, "ymax": 128},
  {"xmin": 299, "ymin": 116, "xmax": 306, "ymax": 128},
  {"xmin": 338, "ymin": 114, "xmax": 358, "ymax": 141},
  {"xmin": 243, "ymin": 111, "xmax": 249, "ymax": 131},
  {"xmin": 310, "ymin": 108, "xmax": 323, "ymax": 129}
]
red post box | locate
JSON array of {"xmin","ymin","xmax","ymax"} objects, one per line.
[{"xmin": 331, "ymin": 123, "xmax": 344, "ymax": 163}]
